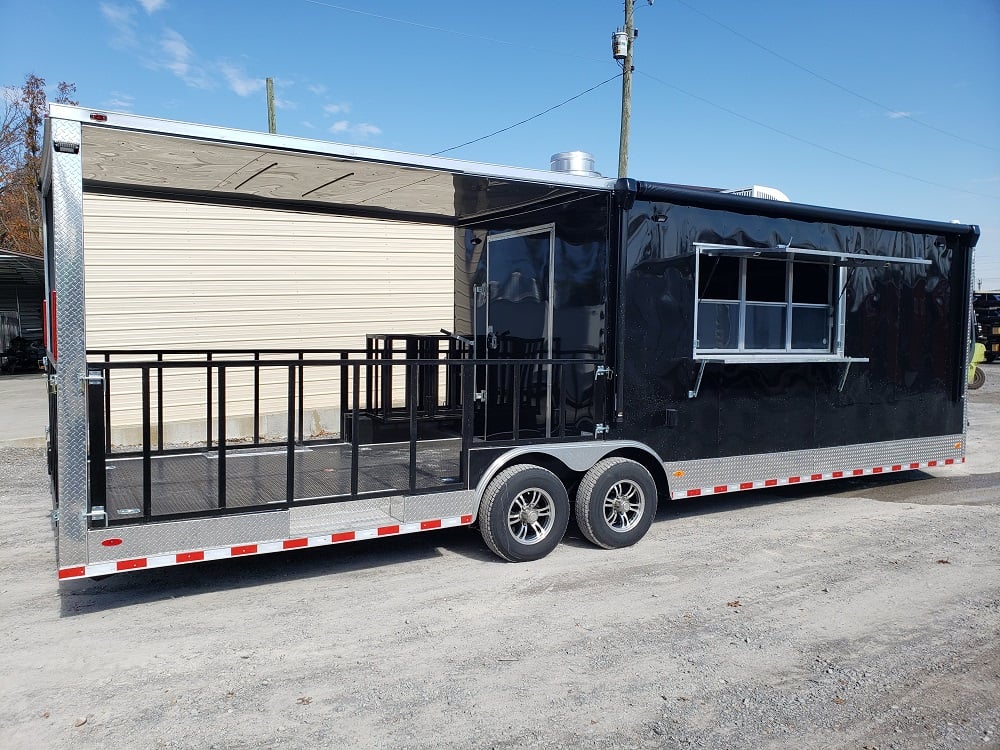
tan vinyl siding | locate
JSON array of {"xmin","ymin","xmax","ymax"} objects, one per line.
[{"xmin": 82, "ymin": 194, "xmax": 454, "ymax": 444}]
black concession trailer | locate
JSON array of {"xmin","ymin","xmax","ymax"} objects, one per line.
[{"xmin": 41, "ymin": 104, "xmax": 980, "ymax": 580}]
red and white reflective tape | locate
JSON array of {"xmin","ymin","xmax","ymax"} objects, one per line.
[
  {"xmin": 669, "ymin": 457, "xmax": 963, "ymax": 500},
  {"xmin": 58, "ymin": 513, "xmax": 475, "ymax": 580}
]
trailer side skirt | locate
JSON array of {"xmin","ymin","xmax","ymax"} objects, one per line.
[
  {"xmin": 666, "ymin": 433, "xmax": 964, "ymax": 498},
  {"xmin": 59, "ymin": 493, "xmax": 476, "ymax": 580}
]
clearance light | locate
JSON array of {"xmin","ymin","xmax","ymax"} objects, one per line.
[{"xmin": 89, "ymin": 112, "xmax": 108, "ymax": 122}]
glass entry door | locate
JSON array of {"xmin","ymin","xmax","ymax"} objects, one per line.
[{"xmin": 481, "ymin": 224, "xmax": 555, "ymax": 439}]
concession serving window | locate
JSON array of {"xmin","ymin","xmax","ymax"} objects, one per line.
[{"xmin": 685, "ymin": 242, "xmax": 931, "ymax": 397}]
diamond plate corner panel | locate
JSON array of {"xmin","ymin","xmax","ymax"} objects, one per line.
[
  {"xmin": 667, "ymin": 434, "xmax": 965, "ymax": 494},
  {"xmin": 51, "ymin": 118, "xmax": 90, "ymax": 568}
]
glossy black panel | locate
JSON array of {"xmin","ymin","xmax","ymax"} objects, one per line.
[
  {"xmin": 619, "ymin": 200, "xmax": 974, "ymax": 461},
  {"xmin": 455, "ymin": 194, "xmax": 611, "ymax": 438}
]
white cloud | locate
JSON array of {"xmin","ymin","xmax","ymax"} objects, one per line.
[
  {"xmin": 105, "ymin": 91, "xmax": 135, "ymax": 110},
  {"xmin": 274, "ymin": 97, "xmax": 297, "ymax": 110},
  {"xmin": 220, "ymin": 63, "xmax": 264, "ymax": 96},
  {"xmin": 137, "ymin": 0, "xmax": 167, "ymax": 12},
  {"xmin": 328, "ymin": 120, "xmax": 382, "ymax": 140},
  {"xmin": 160, "ymin": 29, "xmax": 192, "ymax": 76},
  {"xmin": 887, "ymin": 111, "xmax": 912, "ymax": 119},
  {"xmin": 307, "ymin": 84, "xmax": 327, "ymax": 96},
  {"xmin": 100, "ymin": 2, "xmax": 138, "ymax": 47},
  {"xmin": 154, "ymin": 29, "xmax": 212, "ymax": 88},
  {"xmin": 301, "ymin": 121, "xmax": 316, "ymax": 130},
  {"xmin": 353, "ymin": 123, "xmax": 381, "ymax": 138},
  {"xmin": 323, "ymin": 102, "xmax": 351, "ymax": 115}
]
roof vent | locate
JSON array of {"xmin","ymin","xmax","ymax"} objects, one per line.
[
  {"xmin": 549, "ymin": 151, "xmax": 600, "ymax": 177},
  {"xmin": 724, "ymin": 185, "xmax": 791, "ymax": 202}
]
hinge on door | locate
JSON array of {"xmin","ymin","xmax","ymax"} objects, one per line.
[
  {"xmin": 473, "ymin": 283, "xmax": 487, "ymax": 302},
  {"xmin": 595, "ymin": 365, "xmax": 613, "ymax": 380},
  {"xmin": 594, "ymin": 423, "xmax": 610, "ymax": 437},
  {"xmin": 48, "ymin": 374, "xmax": 58, "ymax": 394},
  {"xmin": 474, "ymin": 390, "xmax": 487, "ymax": 403}
]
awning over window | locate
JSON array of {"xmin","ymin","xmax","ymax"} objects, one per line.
[{"xmin": 694, "ymin": 242, "xmax": 931, "ymax": 267}]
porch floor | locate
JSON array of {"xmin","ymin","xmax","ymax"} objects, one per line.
[{"xmin": 100, "ymin": 439, "xmax": 463, "ymax": 520}]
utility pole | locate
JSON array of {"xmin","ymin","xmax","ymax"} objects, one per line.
[
  {"xmin": 618, "ymin": 0, "xmax": 635, "ymax": 178},
  {"xmin": 266, "ymin": 77, "xmax": 277, "ymax": 134}
]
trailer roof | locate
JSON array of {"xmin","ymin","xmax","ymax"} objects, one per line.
[
  {"xmin": 48, "ymin": 104, "xmax": 615, "ymax": 225},
  {"xmin": 46, "ymin": 104, "xmax": 981, "ymax": 240}
]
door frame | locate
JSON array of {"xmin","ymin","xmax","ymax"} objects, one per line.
[{"xmin": 484, "ymin": 222, "xmax": 556, "ymax": 438}]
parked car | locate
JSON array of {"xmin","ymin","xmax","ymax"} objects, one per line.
[{"xmin": 0, "ymin": 337, "xmax": 44, "ymax": 375}]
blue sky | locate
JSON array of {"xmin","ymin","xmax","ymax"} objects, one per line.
[{"xmin": 3, "ymin": 0, "xmax": 999, "ymax": 286}]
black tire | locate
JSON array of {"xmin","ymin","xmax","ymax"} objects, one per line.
[
  {"xmin": 970, "ymin": 366, "xmax": 986, "ymax": 390},
  {"xmin": 479, "ymin": 464, "xmax": 570, "ymax": 562},
  {"xmin": 575, "ymin": 457, "xmax": 658, "ymax": 550}
]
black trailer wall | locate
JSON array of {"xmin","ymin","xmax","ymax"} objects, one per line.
[
  {"xmin": 455, "ymin": 193, "xmax": 612, "ymax": 435},
  {"xmin": 619, "ymin": 198, "xmax": 975, "ymax": 461}
]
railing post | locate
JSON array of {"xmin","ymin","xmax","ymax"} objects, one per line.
[
  {"xmin": 103, "ymin": 353, "xmax": 111, "ymax": 455},
  {"xmin": 512, "ymin": 363, "xmax": 521, "ymax": 440},
  {"xmin": 297, "ymin": 351, "xmax": 304, "ymax": 444},
  {"xmin": 286, "ymin": 364, "xmax": 296, "ymax": 503},
  {"xmin": 340, "ymin": 352, "xmax": 348, "ymax": 438},
  {"xmin": 86, "ymin": 368, "xmax": 107, "ymax": 522},
  {"xmin": 408, "ymin": 363, "xmax": 418, "ymax": 492},
  {"xmin": 460, "ymin": 362, "xmax": 475, "ymax": 484},
  {"xmin": 156, "ymin": 352, "xmax": 164, "ymax": 452},
  {"xmin": 351, "ymin": 363, "xmax": 360, "ymax": 496},
  {"xmin": 558, "ymin": 363, "xmax": 566, "ymax": 438},
  {"xmin": 205, "ymin": 352, "xmax": 213, "ymax": 449},
  {"xmin": 141, "ymin": 367, "xmax": 152, "ymax": 519},
  {"xmin": 218, "ymin": 366, "xmax": 227, "ymax": 510},
  {"xmin": 381, "ymin": 339, "xmax": 393, "ymax": 422},
  {"xmin": 253, "ymin": 352, "xmax": 260, "ymax": 446}
]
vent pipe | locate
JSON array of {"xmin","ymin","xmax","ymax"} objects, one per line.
[{"xmin": 549, "ymin": 151, "xmax": 600, "ymax": 177}]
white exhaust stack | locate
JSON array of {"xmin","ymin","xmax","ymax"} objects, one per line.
[{"xmin": 549, "ymin": 151, "xmax": 601, "ymax": 177}]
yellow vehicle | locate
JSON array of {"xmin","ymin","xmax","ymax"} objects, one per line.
[{"xmin": 969, "ymin": 342, "xmax": 986, "ymax": 390}]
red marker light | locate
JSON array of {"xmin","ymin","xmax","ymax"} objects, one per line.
[
  {"xmin": 89, "ymin": 113, "xmax": 108, "ymax": 122},
  {"xmin": 101, "ymin": 538, "xmax": 123, "ymax": 547}
]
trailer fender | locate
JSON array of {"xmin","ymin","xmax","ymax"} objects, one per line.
[{"xmin": 472, "ymin": 440, "xmax": 668, "ymax": 510}]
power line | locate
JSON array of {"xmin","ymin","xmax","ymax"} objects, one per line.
[
  {"xmin": 637, "ymin": 69, "xmax": 1000, "ymax": 201},
  {"xmin": 671, "ymin": 0, "xmax": 999, "ymax": 154},
  {"xmin": 431, "ymin": 73, "xmax": 622, "ymax": 156},
  {"xmin": 298, "ymin": 0, "xmax": 999, "ymax": 200},
  {"xmin": 299, "ymin": 0, "xmax": 602, "ymax": 63}
]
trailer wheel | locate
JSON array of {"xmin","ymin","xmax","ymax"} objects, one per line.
[
  {"xmin": 575, "ymin": 458, "xmax": 657, "ymax": 550},
  {"xmin": 479, "ymin": 465, "xmax": 570, "ymax": 562},
  {"xmin": 970, "ymin": 366, "xmax": 986, "ymax": 390}
]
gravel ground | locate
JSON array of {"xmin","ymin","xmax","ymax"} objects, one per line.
[{"xmin": 0, "ymin": 376, "xmax": 998, "ymax": 750}]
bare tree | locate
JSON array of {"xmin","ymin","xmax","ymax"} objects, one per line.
[{"xmin": 0, "ymin": 74, "xmax": 76, "ymax": 257}]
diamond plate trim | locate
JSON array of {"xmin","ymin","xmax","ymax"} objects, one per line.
[
  {"xmin": 87, "ymin": 511, "xmax": 290, "ymax": 563},
  {"xmin": 666, "ymin": 434, "xmax": 965, "ymax": 497},
  {"xmin": 289, "ymin": 497, "xmax": 394, "ymax": 537},
  {"xmin": 50, "ymin": 118, "xmax": 89, "ymax": 568},
  {"xmin": 402, "ymin": 490, "xmax": 476, "ymax": 523}
]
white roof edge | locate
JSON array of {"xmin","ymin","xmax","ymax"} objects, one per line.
[{"xmin": 48, "ymin": 103, "xmax": 617, "ymax": 192}]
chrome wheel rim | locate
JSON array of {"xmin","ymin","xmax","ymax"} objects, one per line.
[
  {"xmin": 603, "ymin": 480, "xmax": 644, "ymax": 532},
  {"xmin": 507, "ymin": 488, "xmax": 555, "ymax": 545}
]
